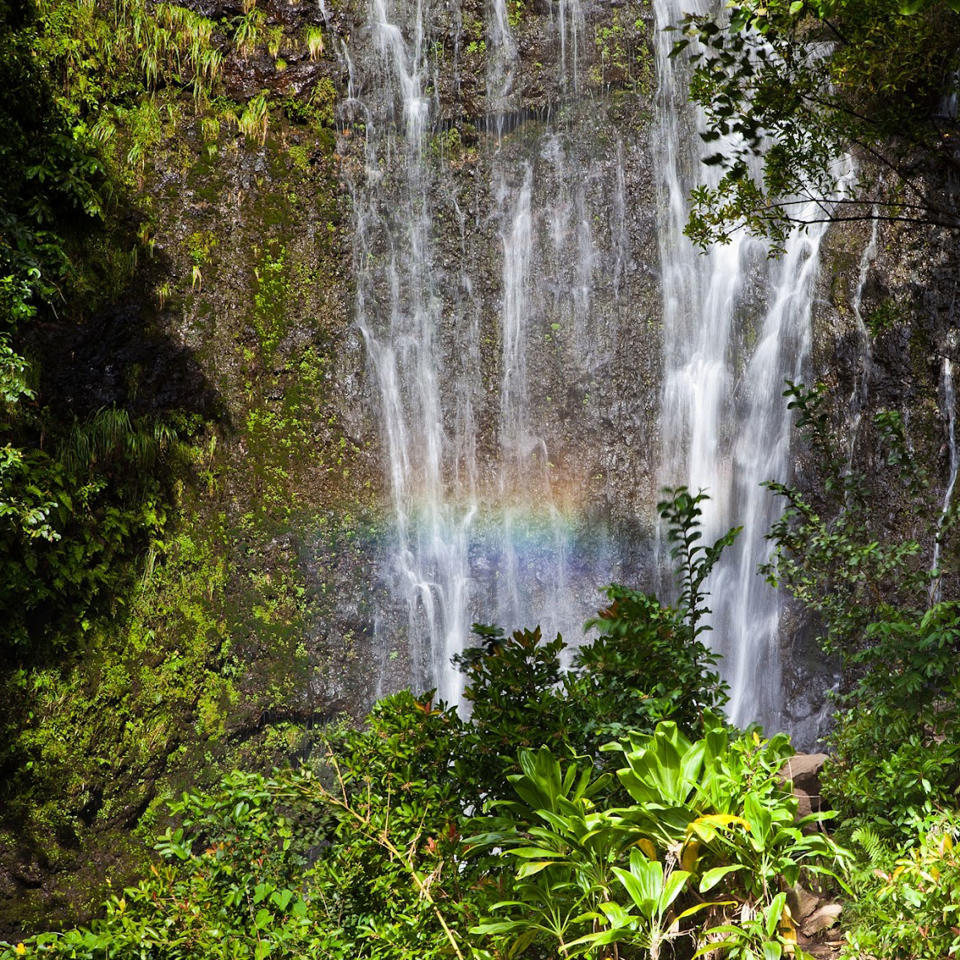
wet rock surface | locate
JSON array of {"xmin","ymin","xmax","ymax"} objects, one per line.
[{"xmin": 784, "ymin": 214, "xmax": 960, "ymax": 741}]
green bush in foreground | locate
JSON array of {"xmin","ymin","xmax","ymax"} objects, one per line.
[{"xmin": 0, "ymin": 713, "xmax": 849, "ymax": 960}]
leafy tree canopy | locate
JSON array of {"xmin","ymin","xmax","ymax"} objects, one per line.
[{"xmin": 677, "ymin": 0, "xmax": 960, "ymax": 246}]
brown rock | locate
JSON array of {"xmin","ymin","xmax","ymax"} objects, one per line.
[
  {"xmin": 787, "ymin": 883, "xmax": 820, "ymax": 922},
  {"xmin": 801, "ymin": 903, "xmax": 843, "ymax": 936},
  {"xmin": 795, "ymin": 787, "xmax": 814, "ymax": 818},
  {"xmin": 780, "ymin": 753, "xmax": 828, "ymax": 794}
]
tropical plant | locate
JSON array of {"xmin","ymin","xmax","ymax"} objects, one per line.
[
  {"xmin": 698, "ymin": 892, "xmax": 801, "ymax": 960},
  {"xmin": 469, "ymin": 719, "xmax": 848, "ymax": 960},
  {"xmin": 842, "ymin": 814, "xmax": 960, "ymax": 960}
]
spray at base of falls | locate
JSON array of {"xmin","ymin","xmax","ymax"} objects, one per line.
[{"xmin": 652, "ymin": 0, "xmax": 850, "ymax": 731}]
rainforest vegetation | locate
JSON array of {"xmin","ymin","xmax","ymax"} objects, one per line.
[{"xmin": 1, "ymin": 0, "xmax": 959, "ymax": 956}]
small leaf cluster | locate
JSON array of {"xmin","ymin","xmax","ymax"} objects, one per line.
[{"xmin": 674, "ymin": 0, "xmax": 960, "ymax": 246}]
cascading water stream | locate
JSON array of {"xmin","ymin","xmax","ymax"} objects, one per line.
[
  {"xmin": 347, "ymin": 0, "xmax": 846, "ymax": 724},
  {"xmin": 653, "ymin": 0, "xmax": 847, "ymax": 729},
  {"xmin": 930, "ymin": 354, "xmax": 958, "ymax": 604},
  {"xmin": 345, "ymin": 0, "xmax": 631, "ymax": 705},
  {"xmin": 348, "ymin": 0, "xmax": 477, "ymax": 704},
  {"xmin": 844, "ymin": 216, "xmax": 880, "ymax": 477}
]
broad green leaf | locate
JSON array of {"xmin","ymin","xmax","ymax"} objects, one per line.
[
  {"xmin": 765, "ymin": 892, "xmax": 787, "ymax": 937},
  {"xmin": 694, "ymin": 941, "xmax": 738, "ymax": 959},
  {"xmin": 661, "ymin": 868, "xmax": 692, "ymax": 910},
  {"xmin": 471, "ymin": 921, "xmax": 523, "ymax": 935},
  {"xmin": 598, "ymin": 900, "xmax": 635, "ymax": 928},
  {"xmin": 762, "ymin": 942, "xmax": 783, "ymax": 960},
  {"xmin": 270, "ymin": 889, "xmax": 293, "ymax": 911},
  {"xmin": 612, "ymin": 865, "xmax": 657, "ymax": 919},
  {"xmin": 508, "ymin": 929, "xmax": 539, "ymax": 958},
  {"xmin": 511, "ymin": 846, "xmax": 564, "ymax": 859},
  {"xmin": 516, "ymin": 860, "xmax": 557, "ymax": 879},
  {"xmin": 676, "ymin": 899, "xmax": 735, "ymax": 922},
  {"xmin": 699, "ymin": 864, "xmax": 746, "ymax": 892}
]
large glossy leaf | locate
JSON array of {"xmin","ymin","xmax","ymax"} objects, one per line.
[
  {"xmin": 661, "ymin": 867, "xmax": 691, "ymax": 911},
  {"xmin": 765, "ymin": 892, "xmax": 787, "ymax": 938},
  {"xmin": 762, "ymin": 942, "xmax": 783, "ymax": 960},
  {"xmin": 510, "ymin": 846, "xmax": 565, "ymax": 859},
  {"xmin": 687, "ymin": 813, "xmax": 752, "ymax": 844},
  {"xmin": 698, "ymin": 863, "xmax": 746, "ymax": 892},
  {"xmin": 516, "ymin": 860, "xmax": 559, "ymax": 879},
  {"xmin": 612, "ymin": 861, "xmax": 659, "ymax": 919}
]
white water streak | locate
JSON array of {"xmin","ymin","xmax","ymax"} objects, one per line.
[
  {"xmin": 654, "ymin": 0, "xmax": 848, "ymax": 729},
  {"xmin": 845, "ymin": 216, "xmax": 880, "ymax": 476},
  {"xmin": 930, "ymin": 356, "xmax": 958, "ymax": 604}
]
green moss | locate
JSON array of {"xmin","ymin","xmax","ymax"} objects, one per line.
[
  {"xmin": 251, "ymin": 240, "xmax": 291, "ymax": 360},
  {"xmin": 287, "ymin": 143, "xmax": 311, "ymax": 172},
  {"xmin": 0, "ymin": 0, "xmax": 376, "ymax": 936},
  {"xmin": 867, "ymin": 298, "xmax": 905, "ymax": 337}
]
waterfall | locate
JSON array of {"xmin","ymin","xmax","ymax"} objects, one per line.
[
  {"xmin": 653, "ymin": 0, "xmax": 846, "ymax": 730},
  {"xmin": 930, "ymin": 355, "xmax": 958, "ymax": 604},
  {"xmin": 346, "ymin": 0, "xmax": 475, "ymax": 704},
  {"xmin": 845, "ymin": 216, "xmax": 880, "ymax": 476},
  {"xmin": 343, "ymin": 0, "xmax": 639, "ymax": 705},
  {"xmin": 345, "ymin": 0, "xmax": 846, "ymax": 723}
]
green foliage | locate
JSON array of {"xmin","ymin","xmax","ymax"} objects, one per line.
[
  {"xmin": 0, "ymin": 621, "xmax": 848, "ymax": 960},
  {"xmin": 0, "ymin": 703, "xmax": 825, "ymax": 960},
  {"xmin": 762, "ymin": 382, "xmax": 960, "ymax": 837},
  {"xmin": 0, "ymin": 0, "xmax": 230, "ymax": 655},
  {"xmin": 469, "ymin": 717, "xmax": 847, "ymax": 959},
  {"xmin": 574, "ymin": 582, "xmax": 726, "ymax": 743},
  {"xmin": 0, "ymin": 406, "xmax": 185, "ymax": 649},
  {"xmin": 676, "ymin": 0, "xmax": 960, "ymax": 246},
  {"xmin": 2, "ymin": 770, "xmax": 331, "ymax": 959},
  {"xmin": 842, "ymin": 814, "xmax": 960, "ymax": 960},
  {"xmin": 454, "ymin": 625, "xmax": 573, "ymax": 803},
  {"xmin": 660, "ymin": 487, "xmax": 742, "ymax": 641},
  {"xmin": 252, "ymin": 241, "xmax": 290, "ymax": 357},
  {"xmin": 0, "ymin": 0, "xmax": 107, "ymax": 331},
  {"xmin": 0, "ymin": 491, "xmax": 753, "ymax": 957},
  {"xmin": 570, "ymin": 488, "xmax": 733, "ymax": 743},
  {"xmin": 698, "ymin": 892, "xmax": 794, "ymax": 960},
  {"xmin": 240, "ymin": 92, "xmax": 271, "ymax": 144}
]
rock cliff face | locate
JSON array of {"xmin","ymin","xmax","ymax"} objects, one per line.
[{"xmin": 781, "ymin": 217, "xmax": 960, "ymax": 746}]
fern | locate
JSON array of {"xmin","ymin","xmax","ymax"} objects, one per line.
[
  {"xmin": 850, "ymin": 824, "xmax": 888, "ymax": 866},
  {"xmin": 59, "ymin": 407, "xmax": 177, "ymax": 480}
]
